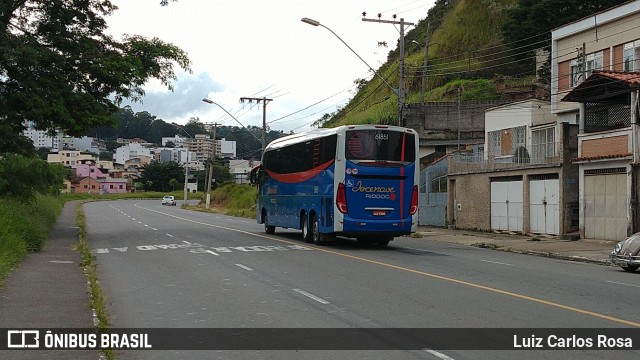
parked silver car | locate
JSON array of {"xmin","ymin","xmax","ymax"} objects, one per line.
[{"xmin": 610, "ymin": 232, "xmax": 640, "ymax": 272}]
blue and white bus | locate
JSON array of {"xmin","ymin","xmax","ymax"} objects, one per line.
[{"xmin": 252, "ymin": 124, "xmax": 419, "ymax": 246}]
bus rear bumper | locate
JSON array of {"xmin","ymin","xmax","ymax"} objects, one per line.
[{"xmin": 340, "ymin": 218, "xmax": 414, "ymax": 237}]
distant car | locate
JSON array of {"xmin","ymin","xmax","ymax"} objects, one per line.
[
  {"xmin": 610, "ymin": 232, "xmax": 640, "ymax": 272},
  {"xmin": 162, "ymin": 195, "xmax": 176, "ymax": 206}
]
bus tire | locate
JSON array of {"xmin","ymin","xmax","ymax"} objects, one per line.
[
  {"xmin": 263, "ymin": 210, "xmax": 275, "ymax": 234},
  {"xmin": 311, "ymin": 213, "xmax": 323, "ymax": 245},
  {"xmin": 301, "ymin": 214, "xmax": 313, "ymax": 243}
]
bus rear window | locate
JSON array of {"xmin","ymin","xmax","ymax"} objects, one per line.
[{"xmin": 346, "ymin": 130, "xmax": 415, "ymax": 163}]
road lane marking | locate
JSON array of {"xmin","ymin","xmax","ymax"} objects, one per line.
[
  {"xmin": 49, "ymin": 260, "xmax": 73, "ymax": 264},
  {"xmin": 293, "ymin": 288, "xmax": 330, "ymax": 304},
  {"xmin": 481, "ymin": 260, "xmax": 514, "ymax": 266},
  {"xmin": 235, "ymin": 264, "xmax": 254, "ymax": 271},
  {"xmin": 606, "ymin": 280, "xmax": 640, "ymax": 288},
  {"xmin": 425, "ymin": 350, "xmax": 455, "ymax": 360},
  {"xmin": 166, "ymin": 234, "xmax": 173, "ymax": 237},
  {"xmin": 134, "ymin": 203, "xmax": 640, "ymax": 328}
]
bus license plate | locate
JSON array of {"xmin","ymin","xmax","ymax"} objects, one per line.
[{"xmin": 372, "ymin": 211, "xmax": 386, "ymax": 216}]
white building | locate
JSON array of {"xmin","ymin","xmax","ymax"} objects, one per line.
[
  {"xmin": 114, "ymin": 142, "xmax": 152, "ymax": 165},
  {"xmin": 228, "ymin": 159, "xmax": 260, "ymax": 184},
  {"xmin": 22, "ymin": 123, "xmax": 59, "ymax": 150},
  {"xmin": 161, "ymin": 135, "xmax": 189, "ymax": 148},
  {"xmin": 218, "ymin": 138, "xmax": 237, "ymax": 158}
]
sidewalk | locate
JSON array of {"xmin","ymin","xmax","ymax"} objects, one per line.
[
  {"xmin": 0, "ymin": 201, "xmax": 96, "ymax": 359},
  {"xmin": 416, "ymin": 226, "xmax": 616, "ymax": 265}
]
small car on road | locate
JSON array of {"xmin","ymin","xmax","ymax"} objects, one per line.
[
  {"xmin": 610, "ymin": 232, "xmax": 640, "ymax": 272},
  {"xmin": 161, "ymin": 195, "xmax": 176, "ymax": 206}
]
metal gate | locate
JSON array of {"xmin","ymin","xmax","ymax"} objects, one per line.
[
  {"xmin": 584, "ymin": 169, "xmax": 627, "ymax": 240},
  {"xmin": 491, "ymin": 178, "xmax": 523, "ymax": 232},
  {"xmin": 530, "ymin": 175, "xmax": 560, "ymax": 235}
]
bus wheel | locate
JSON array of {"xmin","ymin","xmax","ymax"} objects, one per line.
[
  {"xmin": 301, "ymin": 214, "xmax": 313, "ymax": 243},
  {"xmin": 263, "ymin": 210, "xmax": 275, "ymax": 234},
  {"xmin": 311, "ymin": 213, "xmax": 323, "ymax": 245}
]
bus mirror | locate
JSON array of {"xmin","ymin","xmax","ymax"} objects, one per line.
[{"xmin": 249, "ymin": 166, "xmax": 262, "ymax": 185}]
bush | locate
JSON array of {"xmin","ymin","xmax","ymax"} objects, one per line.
[
  {"xmin": 211, "ymin": 184, "xmax": 257, "ymax": 211},
  {"xmin": 0, "ymin": 195, "xmax": 63, "ymax": 281}
]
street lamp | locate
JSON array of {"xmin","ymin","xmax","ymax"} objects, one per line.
[
  {"xmin": 201, "ymin": 98, "xmax": 263, "ymax": 208},
  {"xmin": 301, "ymin": 17, "xmax": 402, "ymax": 125}
]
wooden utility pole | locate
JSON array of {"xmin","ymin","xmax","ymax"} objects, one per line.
[{"xmin": 239, "ymin": 97, "xmax": 273, "ymax": 150}]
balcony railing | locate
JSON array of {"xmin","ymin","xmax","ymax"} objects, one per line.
[{"xmin": 450, "ymin": 142, "xmax": 561, "ymax": 174}]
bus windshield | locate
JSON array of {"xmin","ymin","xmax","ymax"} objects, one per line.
[{"xmin": 345, "ymin": 129, "xmax": 416, "ymax": 165}]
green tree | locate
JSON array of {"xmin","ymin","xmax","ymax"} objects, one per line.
[
  {"xmin": 0, "ymin": 155, "xmax": 66, "ymax": 201},
  {"xmin": 139, "ymin": 161, "xmax": 185, "ymax": 192},
  {"xmin": 0, "ymin": 1, "xmax": 191, "ymax": 155},
  {"xmin": 169, "ymin": 178, "xmax": 179, "ymax": 191}
]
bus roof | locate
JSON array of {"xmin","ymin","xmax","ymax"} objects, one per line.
[{"xmin": 265, "ymin": 125, "xmax": 416, "ymax": 151}]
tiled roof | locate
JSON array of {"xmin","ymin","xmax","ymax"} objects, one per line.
[
  {"xmin": 573, "ymin": 152, "xmax": 632, "ymax": 162},
  {"xmin": 591, "ymin": 71, "xmax": 640, "ymax": 85}
]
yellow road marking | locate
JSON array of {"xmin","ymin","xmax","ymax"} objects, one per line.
[{"xmin": 134, "ymin": 203, "xmax": 640, "ymax": 327}]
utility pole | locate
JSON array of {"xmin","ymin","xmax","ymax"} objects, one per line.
[
  {"xmin": 362, "ymin": 14, "xmax": 414, "ymax": 127},
  {"xmin": 239, "ymin": 97, "xmax": 272, "ymax": 151},
  {"xmin": 205, "ymin": 122, "xmax": 219, "ymax": 209}
]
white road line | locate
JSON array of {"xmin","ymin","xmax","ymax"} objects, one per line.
[
  {"xmin": 425, "ymin": 349, "xmax": 455, "ymax": 360},
  {"xmin": 292, "ymin": 288, "xmax": 330, "ymax": 304},
  {"xmin": 481, "ymin": 260, "xmax": 514, "ymax": 266},
  {"xmin": 151, "ymin": 227, "xmax": 158, "ymax": 231},
  {"xmin": 235, "ymin": 264, "xmax": 254, "ymax": 271},
  {"xmin": 166, "ymin": 234, "xmax": 173, "ymax": 237},
  {"xmin": 144, "ymin": 224, "xmax": 149, "ymax": 227},
  {"xmin": 606, "ymin": 280, "xmax": 640, "ymax": 288},
  {"xmin": 204, "ymin": 250, "xmax": 219, "ymax": 256},
  {"xmin": 49, "ymin": 260, "xmax": 73, "ymax": 264}
]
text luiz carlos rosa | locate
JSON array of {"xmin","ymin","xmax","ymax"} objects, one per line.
[{"xmin": 514, "ymin": 334, "xmax": 633, "ymax": 349}]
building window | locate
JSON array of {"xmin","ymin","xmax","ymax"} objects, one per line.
[
  {"xmin": 570, "ymin": 51, "xmax": 603, "ymax": 87},
  {"xmin": 624, "ymin": 40, "xmax": 640, "ymax": 72},
  {"xmin": 531, "ymin": 127, "xmax": 556, "ymax": 163},
  {"xmin": 119, "ymin": 185, "xmax": 124, "ymax": 189},
  {"xmin": 489, "ymin": 130, "xmax": 501, "ymax": 157},
  {"xmin": 430, "ymin": 175, "xmax": 447, "ymax": 193}
]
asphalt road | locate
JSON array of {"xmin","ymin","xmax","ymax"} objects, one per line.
[{"xmin": 84, "ymin": 200, "xmax": 640, "ymax": 360}]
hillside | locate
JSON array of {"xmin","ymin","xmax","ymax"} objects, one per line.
[{"xmin": 321, "ymin": 0, "xmax": 520, "ymax": 128}]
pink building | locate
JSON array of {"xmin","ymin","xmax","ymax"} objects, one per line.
[
  {"xmin": 75, "ymin": 164, "xmax": 108, "ymax": 179},
  {"xmin": 100, "ymin": 178, "xmax": 129, "ymax": 194}
]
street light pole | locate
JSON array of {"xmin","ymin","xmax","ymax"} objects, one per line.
[{"xmin": 301, "ymin": 17, "xmax": 400, "ymax": 115}]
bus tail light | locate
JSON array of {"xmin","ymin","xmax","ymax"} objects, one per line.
[
  {"xmin": 336, "ymin": 183, "xmax": 348, "ymax": 214},
  {"xmin": 409, "ymin": 185, "xmax": 418, "ymax": 215}
]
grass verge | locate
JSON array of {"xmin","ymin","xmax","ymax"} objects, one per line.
[{"xmin": 75, "ymin": 202, "xmax": 114, "ymax": 360}]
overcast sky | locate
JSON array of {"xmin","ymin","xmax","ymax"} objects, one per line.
[{"xmin": 106, "ymin": 0, "xmax": 435, "ymax": 133}]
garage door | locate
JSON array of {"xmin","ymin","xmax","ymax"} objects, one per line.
[
  {"xmin": 530, "ymin": 176, "xmax": 560, "ymax": 235},
  {"xmin": 491, "ymin": 179, "xmax": 523, "ymax": 232},
  {"xmin": 584, "ymin": 171, "xmax": 627, "ymax": 241}
]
